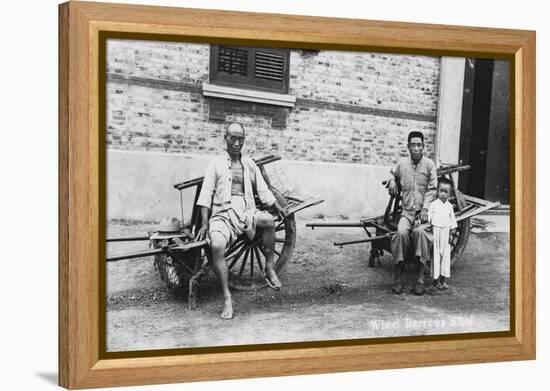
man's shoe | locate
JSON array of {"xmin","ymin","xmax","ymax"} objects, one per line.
[
  {"xmin": 414, "ymin": 282, "xmax": 426, "ymax": 296},
  {"xmin": 391, "ymin": 283, "xmax": 403, "ymax": 294}
]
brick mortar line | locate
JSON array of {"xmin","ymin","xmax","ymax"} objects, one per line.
[
  {"xmin": 107, "ymin": 73, "xmax": 202, "ymax": 93},
  {"xmin": 107, "ymin": 73, "xmax": 437, "ymax": 123},
  {"xmin": 295, "ymin": 98, "xmax": 436, "ymax": 123}
]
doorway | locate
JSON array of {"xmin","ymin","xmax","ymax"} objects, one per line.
[{"xmin": 458, "ymin": 58, "xmax": 510, "ymax": 205}]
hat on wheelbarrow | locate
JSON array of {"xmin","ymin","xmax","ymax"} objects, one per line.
[{"xmin": 156, "ymin": 217, "xmax": 182, "ymax": 233}]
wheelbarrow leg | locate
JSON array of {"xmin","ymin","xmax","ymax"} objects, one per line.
[
  {"xmin": 368, "ymin": 248, "xmax": 383, "ymax": 267},
  {"xmin": 188, "ymin": 262, "xmax": 212, "ymax": 310}
]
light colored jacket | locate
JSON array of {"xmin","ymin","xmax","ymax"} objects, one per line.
[
  {"xmin": 428, "ymin": 198, "xmax": 458, "ymax": 229},
  {"xmin": 391, "ymin": 155, "xmax": 437, "ymax": 212},
  {"xmin": 196, "ymin": 152, "xmax": 276, "ymax": 214}
]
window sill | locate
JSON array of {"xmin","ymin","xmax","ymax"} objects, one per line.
[{"xmin": 202, "ymin": 83, "xmax": 296, "ymax": 108}]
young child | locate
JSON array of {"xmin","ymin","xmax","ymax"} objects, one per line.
[{"xmin": 428, "ymin": 178, "xmax": 458, "ymax": 290}]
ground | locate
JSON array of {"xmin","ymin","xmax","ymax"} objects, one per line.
[{"xmin": 106, "ymin": 216, "xmax": 509, "ymax": 352}]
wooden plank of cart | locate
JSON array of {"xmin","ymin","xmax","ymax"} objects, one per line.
[
  {"xmin": 106, "ymin": 155, "xmax": 323, "ymax": 309},
  {"xmin": 306, "ymin": 164, "xmax": 500, "ymax": 267}
]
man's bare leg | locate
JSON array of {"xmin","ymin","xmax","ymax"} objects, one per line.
[
  {"xmin": 209, "ymin": 232, "xmax": 233, "ymax": 319},
  {"xmin": 257, "ymin": 214, "xmax": 281, "ymax": 289}
]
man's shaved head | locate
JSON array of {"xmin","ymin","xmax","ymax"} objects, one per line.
[
  {"xmin": 224, "ymin": 122, "xmax": 246, "ymax": 158},
  {"xmin": 226, "ymin": 122, "xmax": 245, "ymax": 137}
]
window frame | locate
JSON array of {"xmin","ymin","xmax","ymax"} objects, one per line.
[{"xmin": 209, "ymin": 45, "xmax": 291, "ymax": 94}]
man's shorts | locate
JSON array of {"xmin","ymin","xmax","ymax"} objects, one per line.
[{"xmin": 208, "ymin": 196, "xmax": 272, "ymax": 248}]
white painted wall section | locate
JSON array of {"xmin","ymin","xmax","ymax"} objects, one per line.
[
  {"xmin": 435, "ymin": 57, "xmax": 465, "ymax": 166},
  {"xmin": 106, "ymin": 150, "xmax": 393, "ymax": 222}
]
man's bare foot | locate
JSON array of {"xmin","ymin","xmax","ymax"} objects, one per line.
[
  {"xmin": 265, "ymin": 267, "xmax": 282, "ymax": 290},
  {"xmin": 220, "ymin": 297, "xmax": 233, "ymax": 320}
]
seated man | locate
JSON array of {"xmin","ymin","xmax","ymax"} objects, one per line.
[
  {"xmin": 195, "ymin": 122, "xmax": 288, "ymax": 319},
  {"xmin": 387, "ymin": 131, "xmax": 437, "ymax": 295}
]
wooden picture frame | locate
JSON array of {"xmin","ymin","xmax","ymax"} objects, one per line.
[{"xmin": 59, "ymin": 1, "xmax": 535, "ymax": 388}]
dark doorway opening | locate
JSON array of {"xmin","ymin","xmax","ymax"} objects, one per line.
[{"xmin": 458, "ymin": 58, "xmax": 510, "ymax": 205}]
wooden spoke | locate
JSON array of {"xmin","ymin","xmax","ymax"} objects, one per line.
[
  {"xmin": 253, "ymin": 247, "xmax": 264, "ymax": 271},
  {"xmin": 228, "ymin": 244, "xmax": 248, "ymax": 270},
  {"xmin": 275, "ymin": 238, "xmax": 289, "ymax": 243},
  {"xmin": 275, "ymin": 221, "xmax": 286, "ymax": 232},
  {"xmin": 238, "ymin": 248, "xmax": 250, "ymax": 276},
  {"xmin": 226, "ymin": 187, "xmax": 296, "ymax": 290},
  {"xmin": 226, "ymin": 239, "xmax": 241, "ymax": 254},
  {"xmin": 250, "ymin": 247, "xmax": 255, "ymax": 277},
  {"xmin": 225, "ymin": 239, "xmax": 246, "ymax": 258}
]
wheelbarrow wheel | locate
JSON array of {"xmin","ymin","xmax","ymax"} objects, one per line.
[
  {"xmin": 154, "ymin": 252, "xmax": 190, "ymax": 294},
  {"xmin": 153, "ymin": 239, "xmax": 198, "ymax": 294},
  {"xmin": 450, "ymin": 189, "xmax": 470, "ymax": 265},
  {"xmin": 225, "ymin": 188, "xmax": 296, "ymax": 290}
]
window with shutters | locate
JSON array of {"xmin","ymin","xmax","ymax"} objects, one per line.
[{"xmin": 209, "ymin": 45, "xmax": 290, "ymax": 94}]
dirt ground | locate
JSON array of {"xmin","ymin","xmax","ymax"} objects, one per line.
[{"xmin": 106, "ymin": 218, "xmax": 509, "ymax": 352}]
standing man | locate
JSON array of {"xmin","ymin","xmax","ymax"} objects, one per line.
[
  {"xmin": 387, "ymin": 131, "xmax": 437, "ymax": 295},
  {"xmin": 195, "ymin": 122, "xmax": 289, "ymax": 319}
]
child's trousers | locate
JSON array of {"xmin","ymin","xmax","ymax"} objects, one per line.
[{"xmin": 432, "ymin": 226, "xmax": 451, "ymax": 278}]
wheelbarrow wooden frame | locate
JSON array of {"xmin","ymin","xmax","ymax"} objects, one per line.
[
  {"xmin": 106, "ymin": 155, "xmax": 323, "ymax": 309},
  {"xmin": 307, "ymin": 164, "xmax": 500, "ymax": 267}
]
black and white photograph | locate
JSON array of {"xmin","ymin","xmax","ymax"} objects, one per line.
[
  {"xmin": 7, "ymin": 0, "xmax": 550, "ymax": 389},
  {"xmin": 105, "ymin": 39, "xmax": 510, "ymax": 352}
]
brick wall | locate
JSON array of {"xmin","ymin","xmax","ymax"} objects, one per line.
[{"xmin": 106, "ymin": 40, "xmax": 440, "ymax": 165}]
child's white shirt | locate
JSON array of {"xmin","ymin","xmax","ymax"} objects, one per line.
[{"xmin": 428, "ymin": 198, "xmax": 458, "ymax": 229}]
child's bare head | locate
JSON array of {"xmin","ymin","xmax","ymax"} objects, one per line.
[{"xmin": 437, "ymin": 178, "xmax": 453, "ymax": 202}]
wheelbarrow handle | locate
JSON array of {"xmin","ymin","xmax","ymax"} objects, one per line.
[{"xmin": 334, "ymin": 233, "xmax": 395, "ymax": 248}]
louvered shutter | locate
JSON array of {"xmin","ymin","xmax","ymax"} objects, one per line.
[
  {"xmin": 218, "ymin": 46, "xmax": 249, "ymax": 77},
  {"xmin": 210, "ymin": 45, "xmax": 289, "ymax": 93},
  {"xmin": 254, "ymin": 51, "xmax": 284, "ymax": 81}
]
